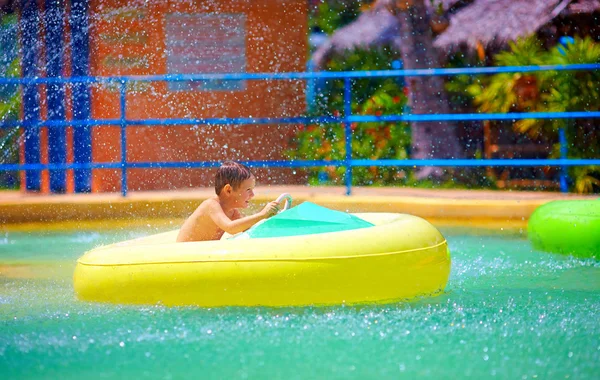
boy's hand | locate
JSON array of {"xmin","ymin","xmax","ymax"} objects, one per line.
[{"xmin": 260, "ymin": 201, "xmax": 280, "ymax": 218}]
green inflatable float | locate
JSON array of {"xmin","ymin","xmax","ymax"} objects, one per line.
[{"xmin": 528, "ymin": 199, "xmax": 600, "ymax": 259}]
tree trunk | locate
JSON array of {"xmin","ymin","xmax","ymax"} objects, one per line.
[{"xmin": 391, "ymin": 0, "xmax": 463, "ymax": 180}]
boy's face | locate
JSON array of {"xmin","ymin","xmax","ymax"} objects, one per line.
[{"xmin": 230, "ymin": 176, "xmax": 256, "ymax": 208}]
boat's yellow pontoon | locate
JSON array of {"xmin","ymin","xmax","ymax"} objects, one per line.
[{"xmin": 74, "ymin": 196, "xmax": 450, "ymax": 307}]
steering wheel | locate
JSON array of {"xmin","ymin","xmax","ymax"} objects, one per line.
[{"xmin": 275, "ymin": 193, "xmax": 293, "ymax": 213}]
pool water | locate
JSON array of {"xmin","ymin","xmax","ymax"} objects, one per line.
[{"xmin": 1, "ymin": 224, "xmax": 599, "ymax": 379}]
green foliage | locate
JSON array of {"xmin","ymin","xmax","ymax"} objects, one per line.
[
  {"xmin": 1, "ymin": 14, "xmax": 20, "ymax": 189},
  {"xmin": 544, "ymin": 36, "xmax": 600, "ymax": 115},
  {"xmin": 1, "ymin": 14, "xmax": 19, "ymax": 121},
  {"xmin": 0, "ymin": 68, "xmax": 20, "ymax": 189},
  {"xmin": 469, "ymin": 39, "xmax": 545, "ymax": 109},
  {"xmin": 287, "ymin": 48, "xmax": 411, "ymax": 186},
  {"xmin": 570, "ymin": 166, "xmax": 600, "ymax": 194},
  {"xmin": 289, "ymin": 91, "xmax": 410, "ymax": 186},
  {"xmin": 451, "ymin": 36, "xmax": 600, "ymax": 193},
  {"xmin": 309, "ymin": 1, "xmax": 368, "ymax": 35},
  {"xmin": 312, "ymin": 47, "xmax": 402, "ymax": 114},
  {"xmin": 1, "ymin": 13, "xmax": 17, "ymax": 27},
  {"xmin": 0, "ymin": 58, "xmax": 20, "ymax": 120},
  {"xmin": 0, "ymin": 91, "xmax": 19, "ymax": 120}
]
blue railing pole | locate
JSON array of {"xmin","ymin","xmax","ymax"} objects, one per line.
[
  {"xmin": 120, "ymin": 80, "xmax": 128, "ymax": 196},
  {"xmin": 559, "ymin": 127, "xmax": 569, "ymax": 193},
  {"xmin": 4, "ymin": 158, "xmax": 600, "ymax": 172},
  {"xmin": 71, "ymin": 0, "xmax": 92, "ymax": 192},
  {"xmin": 306, "ymin": 60, "xmax": 315, "ymax": 113},
  {"xmin": 344, "ymin": 77, "xmax": 352, "ymax": 195},
  {"xmin": 44, "ymin": 0, "xmax": 67, "ymax": 193},
  {"xmin": 21, "ymin": 0, "xmax": 41, "ymax": 191}
]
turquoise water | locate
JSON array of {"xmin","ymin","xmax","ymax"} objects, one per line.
[{"xmin": 1, "ymin": 225, "xmax": 599, "ymax": 379}]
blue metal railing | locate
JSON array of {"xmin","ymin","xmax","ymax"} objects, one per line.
[{"xmin": 1, "ymin": 64, "xmax": 600, "ymax": 196}]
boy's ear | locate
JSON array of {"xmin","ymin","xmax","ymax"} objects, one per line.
[{"xmin": 223, "ymin": 184, "xmax": 233, "ymax": 194}]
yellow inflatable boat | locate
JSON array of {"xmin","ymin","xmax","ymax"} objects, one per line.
[{"xmin": 74, "ymin": 200, "xmax": 450, "ymax": 307}]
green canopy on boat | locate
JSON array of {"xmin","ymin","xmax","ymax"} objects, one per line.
[{"xmin": 233, "ymin": 202, "xmax": 374, "ymax": 239}]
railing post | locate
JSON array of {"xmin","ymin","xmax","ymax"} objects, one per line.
[
  {"xmin": 21, "ymin": 0, "xmax": 41, "ymax": 191},
  {"xmin": 119, "ymin": 79, "xmax": 128, "ymax": 196},
  {"xmin": 44, "ymin": 0, "xmax": 67, "ymax": 193},
  {"xmin": 306, "ymin": 60, "xmax": 315, "ymax": 113},
  {"xmin": 71, "ymin": 0, "xmax": 92, "ymax": 192},
  {"xmin": 559, "ymin": 127, "xmax": 569, "ymax": 193},
  {"xmin": 343, "ymin": 77, "xmax": 352, "ymax": 195}
]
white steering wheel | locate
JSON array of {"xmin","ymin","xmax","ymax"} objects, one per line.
[{"xmin": 276, "ymin": 193, "xmax": 293, "ymax": 213}]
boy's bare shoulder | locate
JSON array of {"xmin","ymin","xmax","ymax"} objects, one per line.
[
  {"xmin": 197, "ymin": 197, "xmax": 220, "ymax": 210},
  {"xmin": 185, "ymin": 198, "xmax": 220, "ymax": 222}
]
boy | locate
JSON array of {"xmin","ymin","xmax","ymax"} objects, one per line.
[{"xmin": 176, "ymin": 161, "xmax": 280, "ymax": 242}]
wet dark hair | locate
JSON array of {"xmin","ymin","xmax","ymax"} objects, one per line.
[{"xmin": 215, "ymin": 161, "xmax": 253, "ymax": 195}]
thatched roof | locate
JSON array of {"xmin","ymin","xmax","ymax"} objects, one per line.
[
  {"xmin": 433, "ymin": 0, "xmax": 600, "ymax": 50},
  {"xmin": 311, "ymin": 0, "xmax": 464, "ymax": 69},
  {"xmin": 311, "ymin": 1, "xmax": 400, "ymax": 69},
  {"xmin": 311, "ymin": 0, "xmax": 600, "ymax": 67}
]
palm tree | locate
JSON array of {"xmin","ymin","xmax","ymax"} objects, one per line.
[{"xmin": 389, "ymin": 0, "xmax": 463, "ymax": 180}]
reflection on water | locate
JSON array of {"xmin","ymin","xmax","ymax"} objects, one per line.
[{"xmin": 1, "ymin": 226, "xmax": 599, "ymax": 379}]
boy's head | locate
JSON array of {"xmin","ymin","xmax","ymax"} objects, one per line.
[{"xmin": 215, "ymin": 161, "xmax": 253, "ymax": 195}]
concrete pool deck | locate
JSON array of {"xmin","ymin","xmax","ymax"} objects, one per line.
[{"xmin": 1, "ymin": 186, "xmax": 597, "ymax": 229}]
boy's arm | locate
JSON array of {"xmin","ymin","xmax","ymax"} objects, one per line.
[{"xmin": 208, "ymin": 201, "xmax": 278, "ymax": 235}]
